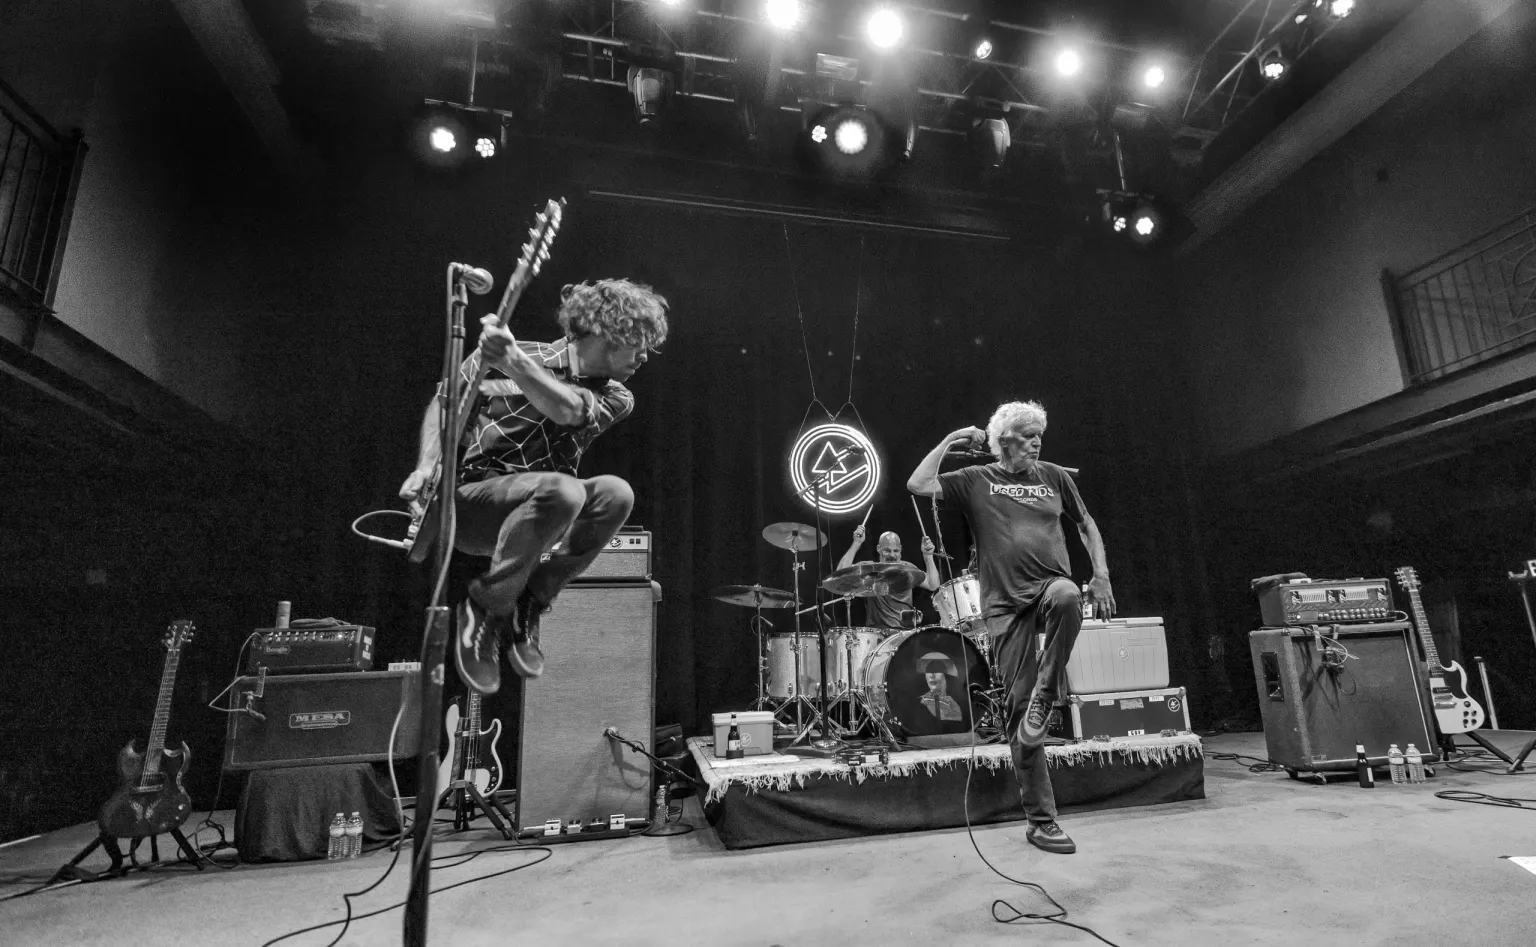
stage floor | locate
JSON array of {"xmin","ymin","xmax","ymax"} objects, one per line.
[{"xmin": 1, "ymin": 733, "xmax": 1533, "ymax": 947}]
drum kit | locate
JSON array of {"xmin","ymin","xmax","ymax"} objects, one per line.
[{"xmin": 710, "ymin": 520, "xmax": 999, "ymax": 753}]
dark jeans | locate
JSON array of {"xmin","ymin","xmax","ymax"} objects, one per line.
[
  {"xmin": 983, "ymin": 577, "xmax": 1082, "ymax": 822},
  {"xmin": 453, "ymin": 471, "xmax": 634, "ymax": 615}
]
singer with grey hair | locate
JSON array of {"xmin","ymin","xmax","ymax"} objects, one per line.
[
  {"xmin": 400, "ymin": 278, "xmax": 669, "ymax": 697},
  {"xmin": 906, "ymin": 399, "xmax": 1115, "ymax": 856}
]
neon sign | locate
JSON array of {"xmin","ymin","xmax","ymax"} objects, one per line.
[{"xmin": 788, "ymin": 423, "xmax": 881, "ymax": 515}]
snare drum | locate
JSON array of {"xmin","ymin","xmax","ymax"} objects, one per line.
[
  {"xmin": 831, "ymin": 627, "xmax": 885, "ymax": 691},
  {"xmin": 862, "ymin": 627, "xmax": 991, "ymax": 737},
  {"xmin": 765, "ymin": 634, "xmax": 848, "ymax": 699},
  {"xmin": 933, "ymin": 574, "xmax": 983, "ymax": 628}
]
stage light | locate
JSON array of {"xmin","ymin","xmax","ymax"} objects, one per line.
[
  {"xmin": 1112, "ymin": 215, "xmax": 1127, "ymax": 233},
  {"xmin": 430, "ymin": 126, "xmax": 457, "ymax": 153},
  {"xmin": 628, "ymin": 66, "xmax": 674, "ymax": 124},
  {"xmin": 833, "ymin": 118, "xmax": 869, "ymax": 155},
  {"xmin": 866, "ymin": 8, "xmax": 904, "ymax": 49},
  {"xmin": 763, "ymin": 0, "xmax": 801, "ymax": 29},
  {"xmin": 1130, "ymin": 203, "xmax": 1163, "ymax": 244},
  {"xmin": 1134, "ymin": 214, "xmax": 1155, "ymax": 237},
  {"xmin": 474, "ymin": 136, "xmax": 495, "ymax": 158},
  {"xmin": 1328, "ymin": 0, "xmax": 1355, "ymax": 17},
  {"xmin": 974, "ymin": 38, "xmax": 993, "ymax": 61},
  {"xmin": 1259, "ymin": 45, "xmax": 1288, "ymax": 81},
  {"xmin": 804, "ymin": 105, "xmax": 886, "ymax": 176},
  {"xmin": 1142, "ymin": 65, "xmax": 1166, "ymax": 90},
  {"xmin": 1055, "ymin": 49, "xmax": 1083, "ymax": 77}
]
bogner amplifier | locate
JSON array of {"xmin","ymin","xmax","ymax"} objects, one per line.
[
  {"xmin": 223, "ymin": 669, "xmax": 420, "ymax": 770},
  {"xmin": 1257, "ymin": 578, "xmax": 1393, "ymax": 626},
  {"xmin": 246, "ymin": 625, "xmax": 375, "ymax": 674},
  {"xmin": 572, "ymin": 529, "xmax": 651, "ymax": 581}
]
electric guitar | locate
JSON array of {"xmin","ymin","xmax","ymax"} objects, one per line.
[
  {"xmin": 437, "ymin": 690, "xmax": 503, "ymax": 801},
  {"xmin": 98, "ymin": 620, "xmax": 196, "ymax": 839},
  {"xmin": 1394, "ymin": 567, "xmax": 1486, "ymax": 734},
  {"xmin": 404, "ymin": 198, "xmax": 565, "ymax": 562}
]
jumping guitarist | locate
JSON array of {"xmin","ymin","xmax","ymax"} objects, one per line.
[{"xmin": 399, "ymin": 279, "xmax": 670, "ymax": 696}]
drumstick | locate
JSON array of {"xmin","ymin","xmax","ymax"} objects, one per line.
[
  {"xmin": 910, "ymin": 496, "xmax": 929, "ymax": 540},
  {"xmin": 859, "ymin": 504, "xmax": 874, "ymax": 529}
]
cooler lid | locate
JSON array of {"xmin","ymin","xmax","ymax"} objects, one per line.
[{"xmin": 712, "ymin": 711, "xmax": 776, "ymax": 725}]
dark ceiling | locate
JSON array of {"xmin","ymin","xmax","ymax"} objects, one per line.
[{"xmin": 244, "ymin": 0, "xmax": 1422, "ymax": 216}]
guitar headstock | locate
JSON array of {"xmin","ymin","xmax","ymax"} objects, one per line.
[
  {"xmin": 163, "ymin": 619, "xmax": 196, "ymax": 652},
  {"xmin": 521, "ymin": 198, "xmax": 564, "ymax": 278},
  {"xmin": 1393, "ymin": 566, "xmax": 1420, "ymax": 591}
]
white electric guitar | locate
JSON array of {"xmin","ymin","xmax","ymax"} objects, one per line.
[
  {"xmin": 437, "ymin": 690, "xmax": 503, "ymax": 802},
  {"xmin": 1394, "ymin": 566, "xmax": 1486, "ymax": 734}
]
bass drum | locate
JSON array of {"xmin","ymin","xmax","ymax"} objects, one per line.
[{"xmin": 862, "ymin": 627, "xmax": 991, "ymax": 738}]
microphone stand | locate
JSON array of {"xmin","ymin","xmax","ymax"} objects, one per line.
[
  {"xmin": 785, "ymin": 459, "xmax": 855, "ymax": 757},
  {"xmin": 403, "ymin": 264, "xmax": 476, "ymax": 947}
]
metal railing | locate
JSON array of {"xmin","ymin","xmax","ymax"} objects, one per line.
[
  {"xmin": 1389, "ymin": 209, "xmax": 1536, "ymax": 384},
  {"xmin": 0, "ymin": 77, "xmax": 86, "ymax": 311}
]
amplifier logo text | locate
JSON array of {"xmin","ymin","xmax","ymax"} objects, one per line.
[{"xmin": 289, "ymin": 711, "xmax": 351, "ymax": 730}]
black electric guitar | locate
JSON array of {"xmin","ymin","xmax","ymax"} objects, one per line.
[
  {"xmin": 437, "ymin": 690, "xmax": 503, "ymax": 801},
  {"xmin": 404, "ymin": 198, "xmax": 565, "ymax": 562},
  {"xmin": 1394, "ymin": 567, "xmax": 1486, "ymax": 734},
  {"xmin": 98, "ymin": 620, "xmax": 196, "ymax": 839}
]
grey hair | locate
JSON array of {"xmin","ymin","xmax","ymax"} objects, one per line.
[{"xmin": 986, "ymin": 400, "xmax": 1048, "ymax": 457}]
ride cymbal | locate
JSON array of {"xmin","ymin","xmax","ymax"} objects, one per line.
[
  {"xmin": 761, "ymin": 522, "xmax": 825, "ymax": 552},
  {"xmin": 710, "ymin": 584, "xmax": 797, "ymax": 609}
]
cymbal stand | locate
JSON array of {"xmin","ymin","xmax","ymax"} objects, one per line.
[
  {"xmin": 748, "ymin": 607, "xmax": 776, "ymax": 712},
  {"xmin": 774, "ymin": 539, "xmax": 824, "ymax": 743},
  {"xmin": 786, "ymin": 475, "xmax": 845, "ymax": 756}
]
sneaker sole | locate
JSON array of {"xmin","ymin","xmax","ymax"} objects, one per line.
[
  {"xmin": 506, "ymin": 646, "xmax": 544, "ymax": 680},
  {"xmin": 1027, "ymin": 836, "xmax": 1077, "ymax": 855},
  {"xmin": 455, "ymin": 603, "xmax": 502, "ymax": 696}
]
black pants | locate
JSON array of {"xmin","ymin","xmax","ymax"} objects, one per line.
[{"xmin": 982, "ymin": 577, "xmax": 1082, "ymax": 822}]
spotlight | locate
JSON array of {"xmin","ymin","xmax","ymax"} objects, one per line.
[
  {"xmin": 974, "ymin": 38, "xmax": 994, "ymax": 61},
  {"xmin": 1133, "ymin": 214, "xmax": 1156, "ymax": 237},
  {"xmin": 832, "ymin": 118, "xmax": 868, "ymax": 154},
  {"xmin": 763, "ymin": 0, "xmax": 800, "ymax": 29},
  {"xmin": 866, "ymin": 8, "xmax": 904, "ymax": 49},
  {"xmin": 656, "ymin": 0, "xmax": 683, "ymax": 5},
  {"xmin": 412, "ymin": 108, "xmax": 472, "ymax": 170},
  {"xmin": 430, "ymin": 126, "xmax": 457, "ymax": 153},
  {"xmin": 1142, "ymin": 65, "xmax": 1166, "ymax": 90},
  {"xmin": 628, "ymin": 66, "xmax": 674, "ymax": 124},
  {"xmin": 1129, "ymin": 203, "xmax": 1163, "ymax": 244},
  {"xmin": 804, "ymin": 105, "xmax": 885, "ymax": 176},
  {"xmin": 474, "ymin": 136, "xmax": 496, "ymax": 158},
  {"xmin": 1055, "ymin": 49, "xmax": 1083, "ymax": 77},
  {"xmin": 1112, "ymin": 215, "xmax": 1128, "ymax": 233},
  {"xmin": 1258, "ymin": 45, "xmax": 1288, "ymax": 81},
  {"xmin": 1328, "ymin": 0, "xmax": 1355, "ymax": 17}
]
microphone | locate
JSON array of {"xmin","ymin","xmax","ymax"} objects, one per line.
[
  {"xmin": 453, "ymin": 264, "xmax": 495, "ymax": 295},
  {"xmin": 841, "ymin": 445, "xmax": 867, "ymax": 455},
  {"xmin": 946, "ymin": 447, "xmax": 993, "ymax": 459}
]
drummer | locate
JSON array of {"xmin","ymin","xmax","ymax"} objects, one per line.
[{"xmin": 837, "ymin": 527, "xmax": 941, "ymax": 630}]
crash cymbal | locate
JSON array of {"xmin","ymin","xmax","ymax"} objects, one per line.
[
  {"xmin": 761, "ymin": 522, "xmax": 825, "ymax": 553},
  {"xmin": 710, "ymin": 584, "xmax": 797, "ymax": 609},
  {"xmin": 821, "ymin": 561, "xmax": 926, "ymax": 597}
]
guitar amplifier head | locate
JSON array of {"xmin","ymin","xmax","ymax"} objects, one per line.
[
  {"xmin": 223, "ymin": 670, "xmax": 420, "ymax": 771},
  {"xmin": 571, "ymin": 530, "xmax": 651, "ymax": 581}
]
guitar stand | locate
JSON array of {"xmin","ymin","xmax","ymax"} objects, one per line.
[
  {"xmin": 1454, "ymin": 730, "xmax": 1536, "ymax": 774},
  {"xmin": 52, "ymin": 828, "xmax": 205, "ymax": 883},
  {"xmin": 439, "ymin": 780, "xmax": 515, "ymax": 839}
]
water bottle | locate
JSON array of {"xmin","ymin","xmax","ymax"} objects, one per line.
[
  {"xmin": 726, "ymin": 715, "xmax": 744, "ymax": 760},
  {"xmin": 1388, "ymin": 744, "xmax": 1406, "ymax": 785},
  {"xmin": 345, "ymin": 811, "xmax": 363, "ymax": 858},
  {"xmin": 1405, "ymin": 744, "xmax": 1425, "ymax": 784},
  {"xmin": 1081, "ymin": 584, "xmax": 1094, "ymax": 620},
  {"xmin": 1354, "ymin": 744, "xmax": 1374, "ymax": 788},
  {"xmin": 326, "ymin": 813, "xmax": 345, "ymax": 860}
]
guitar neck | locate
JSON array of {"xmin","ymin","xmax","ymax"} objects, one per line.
[
  {"xmin": 465, "ymin": 692, "xmax": 482, "ymax": 769},
  {"xmin": 446, "ymin": 260, "xmax": 538, "ymax": 451},
  {"xmin": 142, "ymin": 649, "xmax": 182, "ymax": 779},
  {"xmin": 1405, "ymin": 588, "xmax": 1443, "ymax": 671}
]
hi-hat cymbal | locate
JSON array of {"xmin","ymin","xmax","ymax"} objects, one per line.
[
  {"xmin": 822, "ymin": 561, "xmax": 926, "ymax": 597},
  {"xmin": 710, "ymin": 584, "xmax": 796, "ymax": 609},
  {"xmin": 762, "ymin": 522, "xmax": 825, "ymax": 552}
]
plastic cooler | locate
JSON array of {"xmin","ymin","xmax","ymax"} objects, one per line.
[
  {"xmin": 1063, "ymin": 616, "xmax": 1169, "ymax": 695},
  {"xmin": 710, "ymin": 711, "xmax": 775, "ymax": 757}
]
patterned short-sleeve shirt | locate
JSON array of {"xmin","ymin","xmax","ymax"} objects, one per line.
[{"xmin": 455, "ymin": 338, "xmax": 634, "ymax": 482}]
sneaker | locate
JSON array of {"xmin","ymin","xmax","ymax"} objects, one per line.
[
  {"xmin": 455, "ymin": 597, "xmax": 503, "ymax": 695},
  {"xmin": 1016, "ymin": 691, "xmax": 1052, "ymax": 747},
  {"xmin": 1026, "ymin": 820, "xmax": 1076, "ymax": 855},
  {"xmin": 506, "ymin": 592, "xmax": 546, "ymax": 679}
]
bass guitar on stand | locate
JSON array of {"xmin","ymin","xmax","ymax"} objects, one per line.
[
  {"xmin": 437, "ymin": 689, "xmax": 506, "ymax": 830},
  {"xmin": 403, "ymin": 199, "xmax": 565, "ymax": 563},
  {"xmin": 1394, "ymin": 566, "xmax": 1486, "ymax": 734}
]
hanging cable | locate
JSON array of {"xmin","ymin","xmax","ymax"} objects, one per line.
[{"xmin": 846, "ymin": 234, "xmax": 864, "ymax": 406}]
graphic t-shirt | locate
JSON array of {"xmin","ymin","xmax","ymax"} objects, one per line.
[
  {"xmin": 937, "ymin": 462, "xmax": 1086, "ymax": 617},
  {"xmin": 852, "ymin": 559, "xmax": 919, "ymax": 628}
]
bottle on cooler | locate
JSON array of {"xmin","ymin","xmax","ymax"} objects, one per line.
[{"xmin": 726, "ymin": 714, "xmax": 744, "ymax": 760}]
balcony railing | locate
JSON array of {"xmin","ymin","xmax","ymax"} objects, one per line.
[
  {"xmin": 1389, "ymin": 209, "xmax": 1536, "ymax": 384},
  {"xmin": 0, "ymin": 77, "xmax": 86, "ymax": 311}
]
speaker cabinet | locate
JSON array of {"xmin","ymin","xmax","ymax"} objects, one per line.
[
  {"xmin": 223, "ymin": 670, "xmax": 421, "ymax": 771},
  {"xmin": 518, "ymin": 581, "xmax": 658, "ymax": 831},
  {"xmin": 1249, "ymin": 622, "xmax": 1438, "ymax": 771}
]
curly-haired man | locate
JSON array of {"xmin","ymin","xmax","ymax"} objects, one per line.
[{"xmin": 400, "ymin": 279, "xmax": 670, "ymax": 695}]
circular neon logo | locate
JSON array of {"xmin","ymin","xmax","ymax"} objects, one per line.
[{"xmin": 789, "ymin": 423, "xmax": 881, "ymax": 515}]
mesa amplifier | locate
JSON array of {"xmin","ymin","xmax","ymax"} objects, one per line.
[
  {"xmin": 246, "ymin": 625, "xmax": 375, "ymax": 674},
  {"xmin": 1257, "ymin": 578, "xmax": 1393, "ymax": 626},
  {"xmin": 572, "ymin": 529, "xmax": 651, "ymax": 581},
  {"xmin": 223, "ymin": 669, "xmax": 420, "ymax": 771}
]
